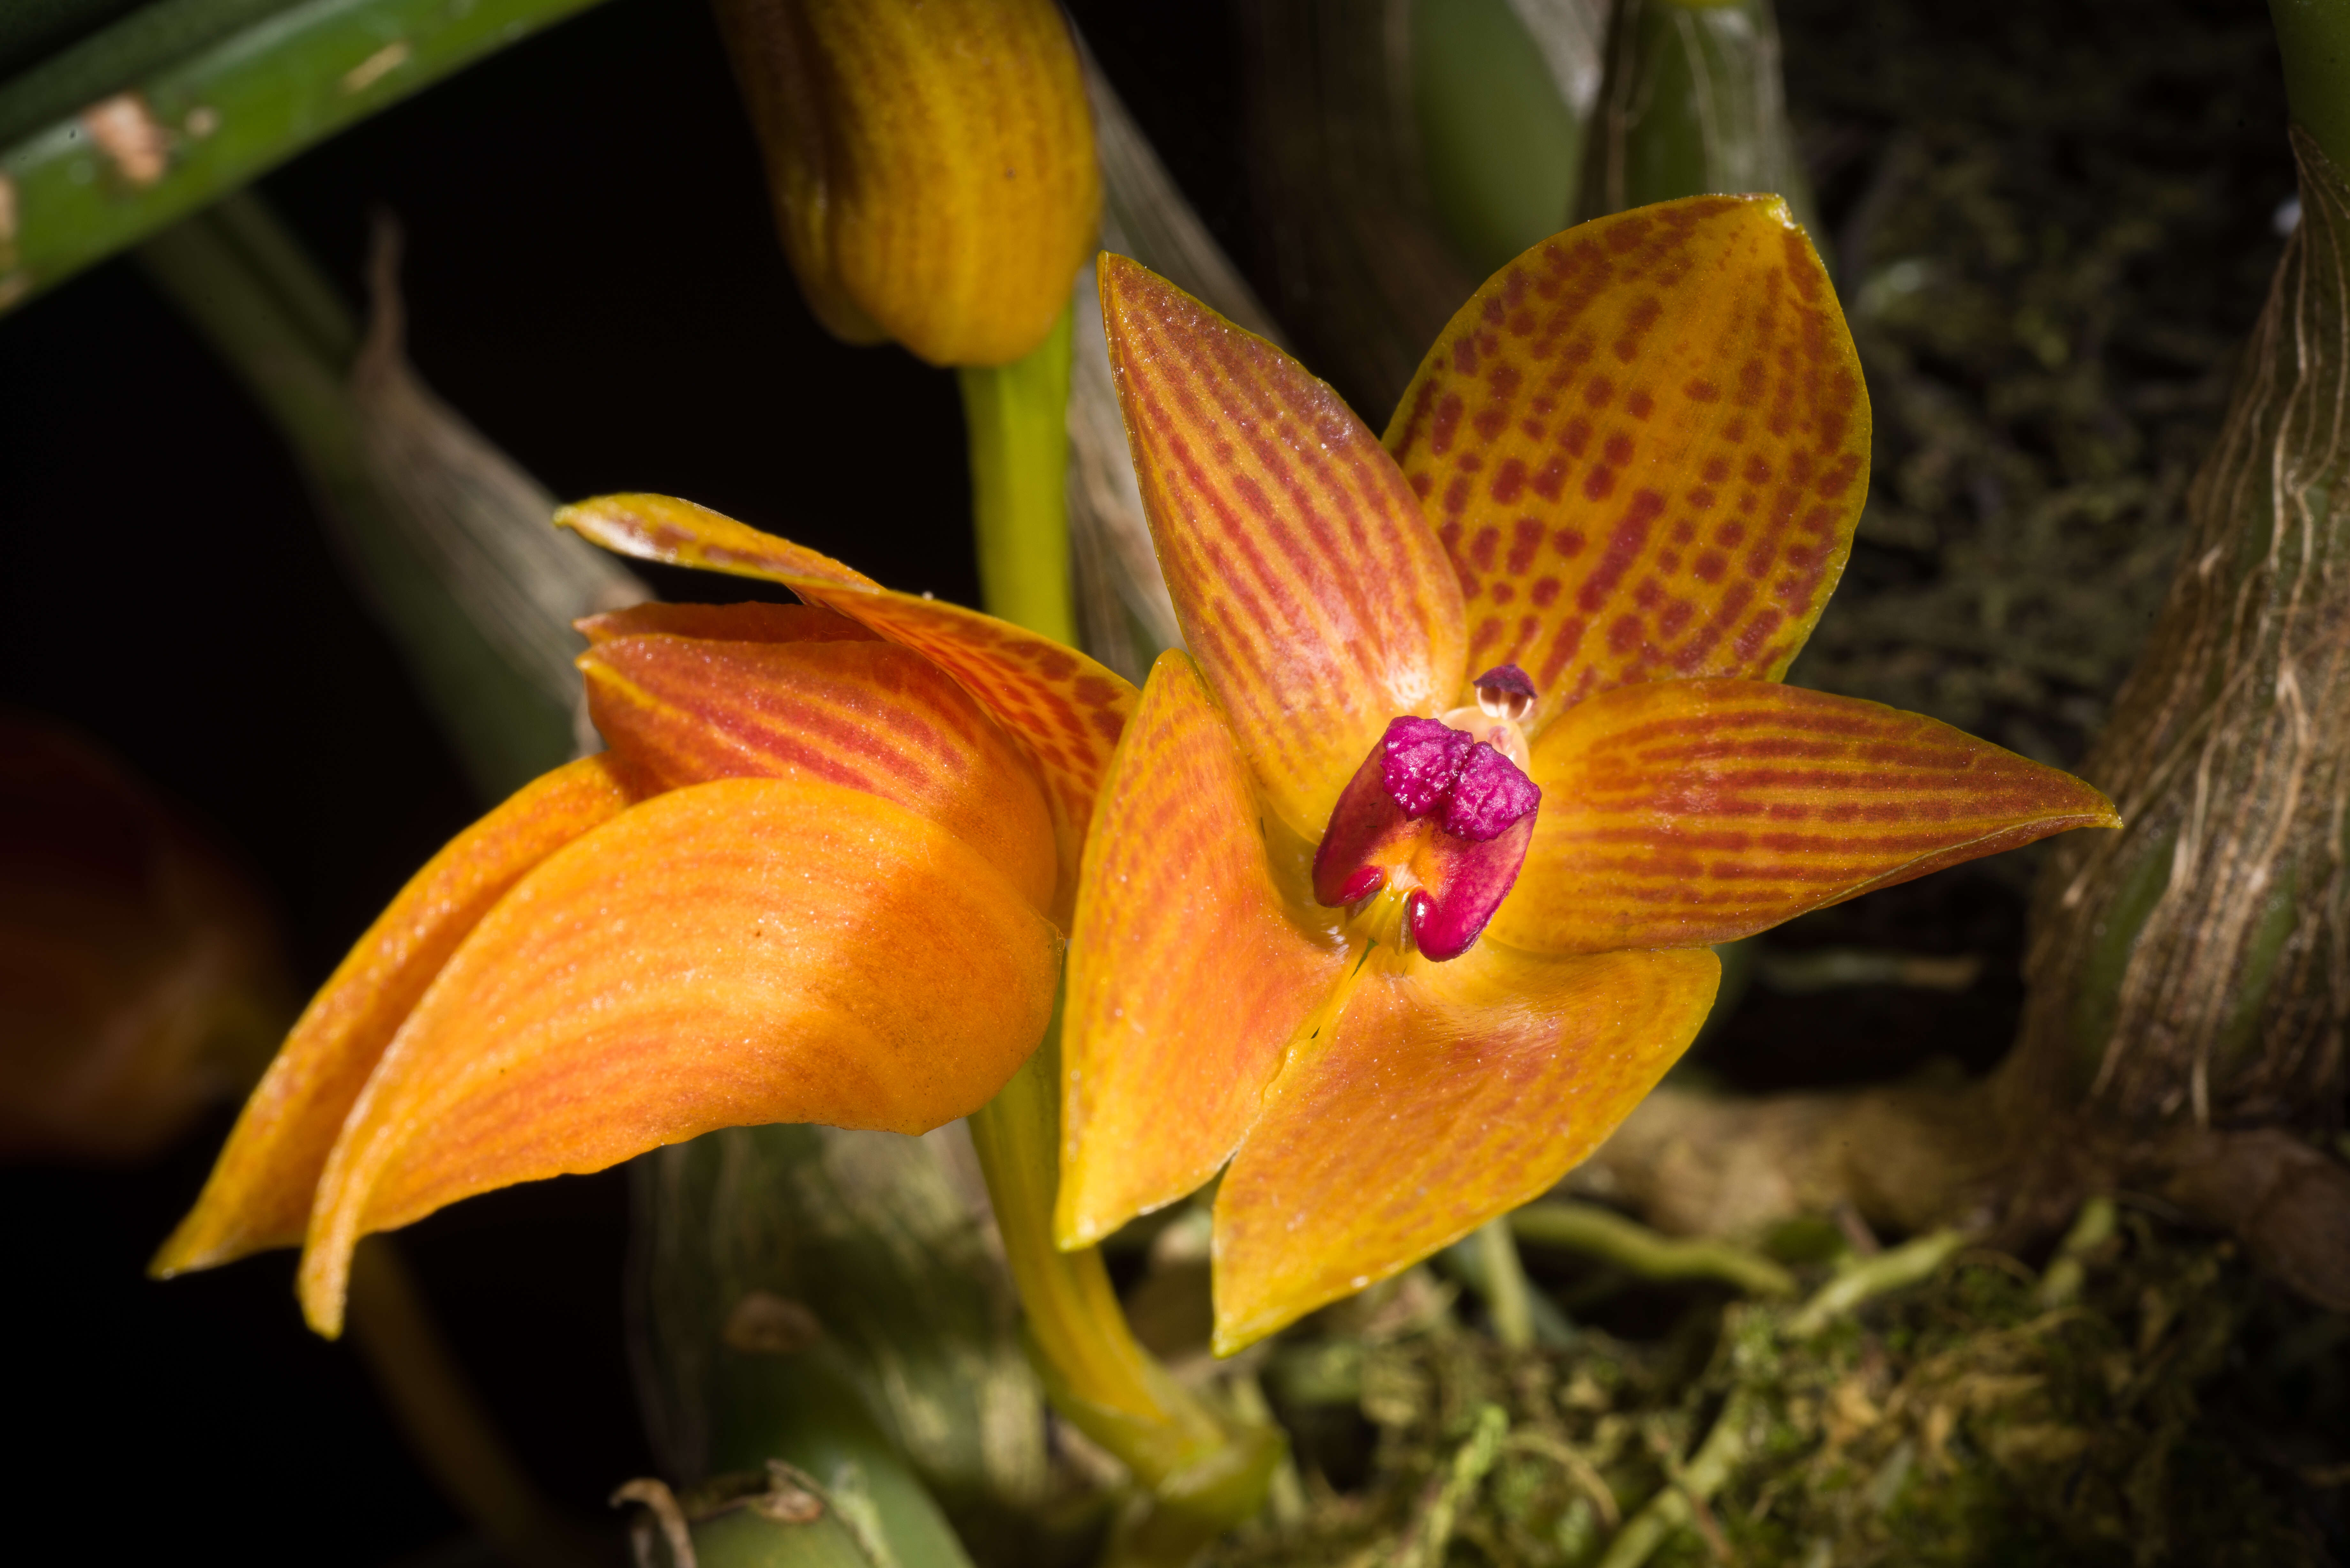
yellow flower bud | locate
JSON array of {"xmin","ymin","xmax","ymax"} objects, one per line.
[{"xmin": 716, "ymin": 0, "xmax": 1102, "ymax": 368}]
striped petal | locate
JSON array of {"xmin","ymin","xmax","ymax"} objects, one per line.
[
  {"xmin": 581, "ymin": 632, "xmax": 1058, "ymax": 914},
  {"xmin": 1098, "ymin": 256, "xmax": 1469, "ymax": 841},
  {"xmin": 554, "ymin": 492, "xmax": 880, "ymax": 591},
  {"xmin": 1490, "ymin": 678, "xmax": 2123, "ymax": 954},
  {"xmin": 577, "ymin": 600, "xmax": 879, "ymax": 646},
  {"xmin": 297, "ymin": 776, "xmax": 1061, "ymax": 1335},
  {"xmin": 151, "ymin": 756, "xmax": 636, "ymax": 1276},
  {"xmin": 560, "ymin": 494, "xmax": 1134, "ymax": 919},
  {"xmin": 1385, "ymin": 196, "xmax": 1869, "ymax": 731},
  {"xmin": 1211, "ymin": 942, "xmax": 1720, "ymax": 1352},
  {"xmin": 1058, "ymin": 652, "xmax": 1349, "ymax": 1248}
]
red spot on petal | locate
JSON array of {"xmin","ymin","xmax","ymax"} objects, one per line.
[
  {"xmin": 1507, "ymin": 517, "xmax": 1544, "ymax": 574},
  {"xmin": 1432, "ymin": 395, "xmax": 1463, "ymax": 455}
]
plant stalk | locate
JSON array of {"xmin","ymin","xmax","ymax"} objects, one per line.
[
  {"xmin": 959, "ymin": 305, "xmax": 1078, "ymax": 649},
  {"xmin": 1, "ymin": 0, "xmax": 612, "ymax": 314}
]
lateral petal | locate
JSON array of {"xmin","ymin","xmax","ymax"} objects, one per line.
[
  {"xmin": 582, "ymin": 633, "xmax": 1058, "ymax": 914},
  {"xmin": 576, "ymin": 600, "xmax": 878, "ymax": 646},
  {"xmin": 1491, "ymin": 678, "xmax": 2123, "ymax": 954},
  {"xmin": 1058, "ymin": 652, "xmax": 1349, "ymax": 1248},
  {"xmin": 560, "ymin": 494, "xmax": 1135, "ymax": 919},
  {"xmin": 554, "ymin": 492, "xmax": 880, "ymax": 590},
  {"xmin": 151, "ymin": 755, "xmax": 635, "ymax": 1276},
  {"xmin": 297, "ymin": 776, "xmax": 1061, "ymax": 1335},
  {"xmin": 1098, "ymin": 256, "xmax": 1469, "ymax": 840},
  {"xmin": 1212, "ymin": 942, "xmax": 1720, "ymax": 1351},
  {"xmin": 1386, "ymin": 197, "xmax": 1869, "ymax": 731}
]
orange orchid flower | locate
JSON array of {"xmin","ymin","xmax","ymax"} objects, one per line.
[
  {"xmin": 155, "ymin": 496, "xmax": 1133, "ymax": 1335},
  {"xmin": 1062, "ymin": 196, "xmax": 2123, "ymax": 1353}
]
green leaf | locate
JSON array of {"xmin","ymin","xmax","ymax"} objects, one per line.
[{"xmin": 0, "ymin": 0, "xmax": 612, "ymax": 314}]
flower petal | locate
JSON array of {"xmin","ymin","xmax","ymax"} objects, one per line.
[
  {"xmin": 1212, "ymin": 942, "xmax": 1720, "ymax": 1351},
  {"xmin": 582, "ymin": 632, "xmax": 1058, "ymax": 913},
  {"xmin": 1097, "ymin": 256, "xmax": 1469, "ymax": 840},
  {"xmin": 1386, "ymin": 196, "xmax": 1869, "ymax": 731},
  {"xmin": 577, "ymin": 600, "xmax": 879, "ymax": 646},
  {"xmin": 560, "ymin": 494, "xmax": 1135, "ymax": 919},
  {"xmin": 553, "ymin": 491, "xmax": 880, "ymax": 590},
  {"xmin": 297, "ymin": 775, "xmax": 1061, "ymax": 1335},
  {"xmin": 1058, "ymin": 652, "xmax": 1349, "ymax": 1248},
  {"xmin": 151, "ymin": 755, "xmax": 635, "ymax": 1276},
  {"xmin": 1491, "ymin": 678, "xmax": 2124, "ymax": 954}
]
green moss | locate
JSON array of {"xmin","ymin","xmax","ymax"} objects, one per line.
[{"xmin": 1210, "ymin": 1216, "xmax": 2337, "ymax": 1567}]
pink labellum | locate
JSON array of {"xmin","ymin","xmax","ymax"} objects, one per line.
[{"xmin": 1312, "ymin": 717, "xmax": 1542, "ymax": 961}]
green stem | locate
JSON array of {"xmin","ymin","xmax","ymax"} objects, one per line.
[
  {"xmin": 962, "ymin": 295, "xmax": 1276, "ymax": 1557},
  {"xmin": 1785, "ymin": 1228, "xmax": 1967, "ymax": 1338},
  {"xmin": 958, "ymin": 305, "xmax": 1077, "ymax": 645},
  {"xmin": 1510, "ymin": 1201, "xmax": 1796, "ymax": 1297},
  {"xmin": 1, "ymin": 0, "xmax": 613, "ymax": 314},
  {"xmin": 965, "ymin": 1045, "xmax": 1213, "ymax": 1470},
  {"xmin": 2271, "ymin": 0, "xmax": 2350, "ymax": 172},
  {"xmin": 1592, "ymin": 1388, "xmax": 1754, "ymax": 1568},
  {"xmin": 967, "ymin": 1039, "xmax": 1282, "ymax": 1566},
  {"xmin": 1471, "ymin": 1216, "xmax": 1536, "ymax": 1349}
]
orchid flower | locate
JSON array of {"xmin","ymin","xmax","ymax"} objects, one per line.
[
  {"xmin": 1061, "ymin": 197, "xmax": 2122, "ymax": 1352},
  {"xmin": 156, "ymin": 496, "xmax": 1133, "ymax": 1334}
]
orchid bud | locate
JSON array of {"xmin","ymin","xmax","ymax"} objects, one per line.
[{"xmin": 714, "ymin": 0, "xmax": 1102, "ymax": 367}]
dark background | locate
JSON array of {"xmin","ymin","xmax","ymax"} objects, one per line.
[{"xmin": 0, "ymin": 0, "xmax": 2298, "ymax": 1561}]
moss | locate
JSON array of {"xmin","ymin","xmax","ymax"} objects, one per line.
[{"xmin": 1212, "ymin": 1217, "xmax": 2339, "ymax": 1567}]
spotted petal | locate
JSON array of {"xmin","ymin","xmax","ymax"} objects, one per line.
[
  {"xmin": 560, "ymin": 494, "xmax": 1135, "ymax": 919},
  {"xmin": 1098, "ymin": 257, "xmax": 1468, "ymax": 840},
  {"xmin": 581, "ymin": 631, "xmax": 1058, "ymax": 914},
  {"xmin": 1058, "ymin": 651, "xmax": 1348, "ymax": 1248},
  {"xmin": 1490, "ymin": 678, "xmax": 2123, "ymax": 954},
  {"xmin": 297, "ymin": 775, "xmax": 1061, "ymax": 1335},
  {"xmin": 1211, "ymin": 942, "xmax": 1720, "ymax": 1351},
  {"xmin": 1386, "ymin": 196, "xmax": 1869, "ymax": 731},
  {"xmin": 151, "ymin": 755, "xmax": 636, "ymax": 1276}
]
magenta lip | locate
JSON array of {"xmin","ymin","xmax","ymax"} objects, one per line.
[{"xmin": 1311, "ymin": 715, "xmax": 1543, "ymax": 960}]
